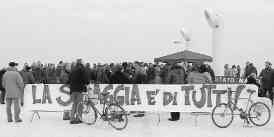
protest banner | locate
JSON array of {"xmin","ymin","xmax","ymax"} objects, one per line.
[{"xmin": 24, "ymin": 84, "xmax": 271, "ymax": 113}]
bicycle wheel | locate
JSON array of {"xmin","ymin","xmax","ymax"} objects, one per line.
[
  {"xmin": 105, "ymin": 104, "xmax": 128, "ymax": 130},
  {"xmin": 248, "ymin": 102, "xmax": 271, "ymax": 127},
  {"xmin": 211, "ymin": 103, "xmax": 234, "ymax": 128},
  {"xmin": 77, "ymin": 101, "xmax": 97, "ymax": 125}
]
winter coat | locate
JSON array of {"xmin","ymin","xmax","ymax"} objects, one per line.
[
  {"xmin": 89, "ymin": 68, "xmax": 97, "ymax": 83},
  {"xmin": 259, "ymin": 68, "xmax": 274, "ymax": 90},
  {"xmin": 32, "ymin": 67, "xmax": 43, "ymax": 83},
  {"xmin": 68, "ymin": 64, "xmax": 89, "ymax": 93},
  {"xmin": 85, "ymin": 67, "xmax": 92, "ymax": 83},
  {"xmin": 208, "ymin": 68, "xmax": 215, "ymax": 82},
  {"xmin": 20, "ymin": 70, "xmax": 35, "ymax": 84},
  {"xmin": 133, "ymin": 72, "xmax": 147, "ymax": 84},
  {"xmin": 109, "ymin": 71, "xmax": 130, "ymax": 84},
  {"xmin": 0, "ymin": 69, "xmax": 6, "ymax": 91},
  {"xmin": 166, "ymin": 66, "xmax": 185, "ymax": 84},
  {"xmin": 244, "ymin": 65, "xmax": 257, "ymax": 79},
  {"xmin": 247, "ymin": 75, "xmax": 260, "ymax": 88},
  {"xmin": 2, "ymin": 67, "xmax": 24, "ymax": 98}
]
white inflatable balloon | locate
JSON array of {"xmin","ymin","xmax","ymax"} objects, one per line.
[
  {"xmin": 204, "ymin": 10, "xmax": 220, "ymax": 29},
  {"xmin": 179, "ymin": 28, "xmax": 191, "ymax": 42},
  {"xmin": 204, "ymin": 9, "xmax": 224, "ymax": 75}
]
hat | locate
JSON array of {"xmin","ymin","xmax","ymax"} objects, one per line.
[
  {"xmin": 265, "ymin": 61, "xmax": 272, "ymax": 65},
  {"xmin": 9, "ymin": 62, "xmax": 18, "ymax": 67}
]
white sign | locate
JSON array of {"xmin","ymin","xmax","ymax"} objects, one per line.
[{"xmin": 24, "ymin": 84, "xmax": 271, "ymax": 112}]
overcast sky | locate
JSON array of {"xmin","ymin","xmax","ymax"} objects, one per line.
[{"xmin": 1, "ymin": 0, "xmax": 274, "ymax": 72}]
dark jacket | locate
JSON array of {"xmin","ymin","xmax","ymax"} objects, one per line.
[
  {"xmin": 167, "ymin": 65, "xmax": 186, "ymax": 84},
  {"xmin": 110, "ymin": 71, "xmax": 130, "ymax": 84},
  {"xmin": 244, "ymin": 64, "xmax": 257, "ymax": 79},
  {"xmin": 207, "ymin": 67, "xmax": 215, "ymax": 82},
  {"xmin": 85, "ymin": 67, "xmax": 92, "ymax": 83},
  {"xmin": 90, "ymin": 68, "xmax": 97, "ymax": 83},
  {"xmin": 0, "ymin": 69, "xmax": 6, "ymax": 91},
  {"xmin": 32, "ymin": 67, "xmax": 43, "ymax": 83},
  {"xmin": 68, "ymin": 64, "xmax": 89, "ymax": 93},
  {"xmin": 247, "ymin": 76, "xmax": 260, "ymax": 88},
  {"xmin": 20, "ymin": 70, "xmax": 35, "ymax": 84},
  {"xmin": 133, "ymin": 73, "xmax": 147, "ymax": 84},
  {"xmin": 259, "ymin": 68, "xmax": 274, "ymax": 90}
]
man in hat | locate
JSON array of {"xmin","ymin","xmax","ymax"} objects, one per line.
[
  {"xmin": 259, "ymin": 61, "xmax": 274, "ymax": 105},
  {"xmin": 2, "ymin": 62, "xmax": 24, "ymax": 122}
]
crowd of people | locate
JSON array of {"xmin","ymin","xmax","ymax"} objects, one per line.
[
  {"xmin": 0, "ymin": 60, "xmax": 215, "ymax": 85},
  {"xmin": 223, "ymin": 64, "xmax": 241, "ymax": 78},
  {"xmin": 0, "ymin": 59, "xmax": 273, "ymax": 123},
  {"xmin": 0, "ymin": 59, "xmax": 216, "ymax": 123}
]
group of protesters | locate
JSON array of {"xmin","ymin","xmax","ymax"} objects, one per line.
[
  {"xmin": 0, "ymin": 59, "xmax": 216, "ymax": 123},
  {"xmin": 0, "ymin": 60, "xmax": 216, "ymax": 85},
  {"xmin": 0, "ymin": 59, "xmax": 274, "ymax": 123}
]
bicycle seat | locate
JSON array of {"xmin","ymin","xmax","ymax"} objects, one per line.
[
  {"xmin": 101, "ymin": 92, "xmax": 110, "ymax": 96},
  {"xmin": 247, "ymin": 89, "xmax": 256, "ymax": 95}
]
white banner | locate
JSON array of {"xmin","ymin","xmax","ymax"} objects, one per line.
[{"xmin": 24, "ymin": 84, "xmax": 271, "ymax": 112}]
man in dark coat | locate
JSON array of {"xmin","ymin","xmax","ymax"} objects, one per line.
[
  {"xmin": 259, "ymin": 61, "xmax": 274, "ymax": 105},
  {"xmin": 68, "ymin": 59, "xmax": 89, "ymax": 124},
  {"xmin": 0, "ymin": 68, "xmax": 6, "ymax": 104}
]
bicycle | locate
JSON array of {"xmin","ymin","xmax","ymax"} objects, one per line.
[
  {"xmin": 76, "ymin": 91, "xmax": 128, "ymax": 130},
  {"xmin": 211, "ymin": 89, "xmax": 271, "ymax": 128}
]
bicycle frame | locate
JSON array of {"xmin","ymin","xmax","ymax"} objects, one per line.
[
  {"xmin": 227, "ymin": 91, "xmax": 254, "ymax": 115},
  {"xmin": 90, "ymin": 99, "xmax": 107, "ymax": 118},
  {"xmin": 83, "ymin": 93, "xmax": 116, "ymax": 120}
]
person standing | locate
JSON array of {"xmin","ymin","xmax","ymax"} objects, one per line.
[
  {"xmin": 0, "ymin": 68, "xmax": 7, "ymax": 104},
  {"xmin": 224, "ymin": 64, "xmax": 232, "ymax": 76},
  {"xmin": 231, "ymin": 65, "xmax": 238, "ymax": 77},
  {"xmin": 85, "ymin": 63, "xmax": 92, "ymax": 83},
  {"xmin": 2, "ymin": 62, "xmax": 24, "ymax": 122},
  {"xmin": 20, "ymin": 65, "xmax": 35, "ymax": 106},
  {"xmin": 236, "ymin": 65, "xmax": 241, "ymax": 78},
  {"xmin": 243, "ymin": 62, "xmax": 258, "ymax": 79},
  {"xmin": 68, "ymin": 59, "xmax": 89, "ymax": 124},
  {"xmin": 166, "ymin": 64, "xmax": 186, "ymax": 121},
  {"xmin": 149, "ymin": 65, "xmax": 162, "ymax": 84},
  {"xmin": 259, "ymin": 61, "xmax": 274, "ymax": 105}
]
